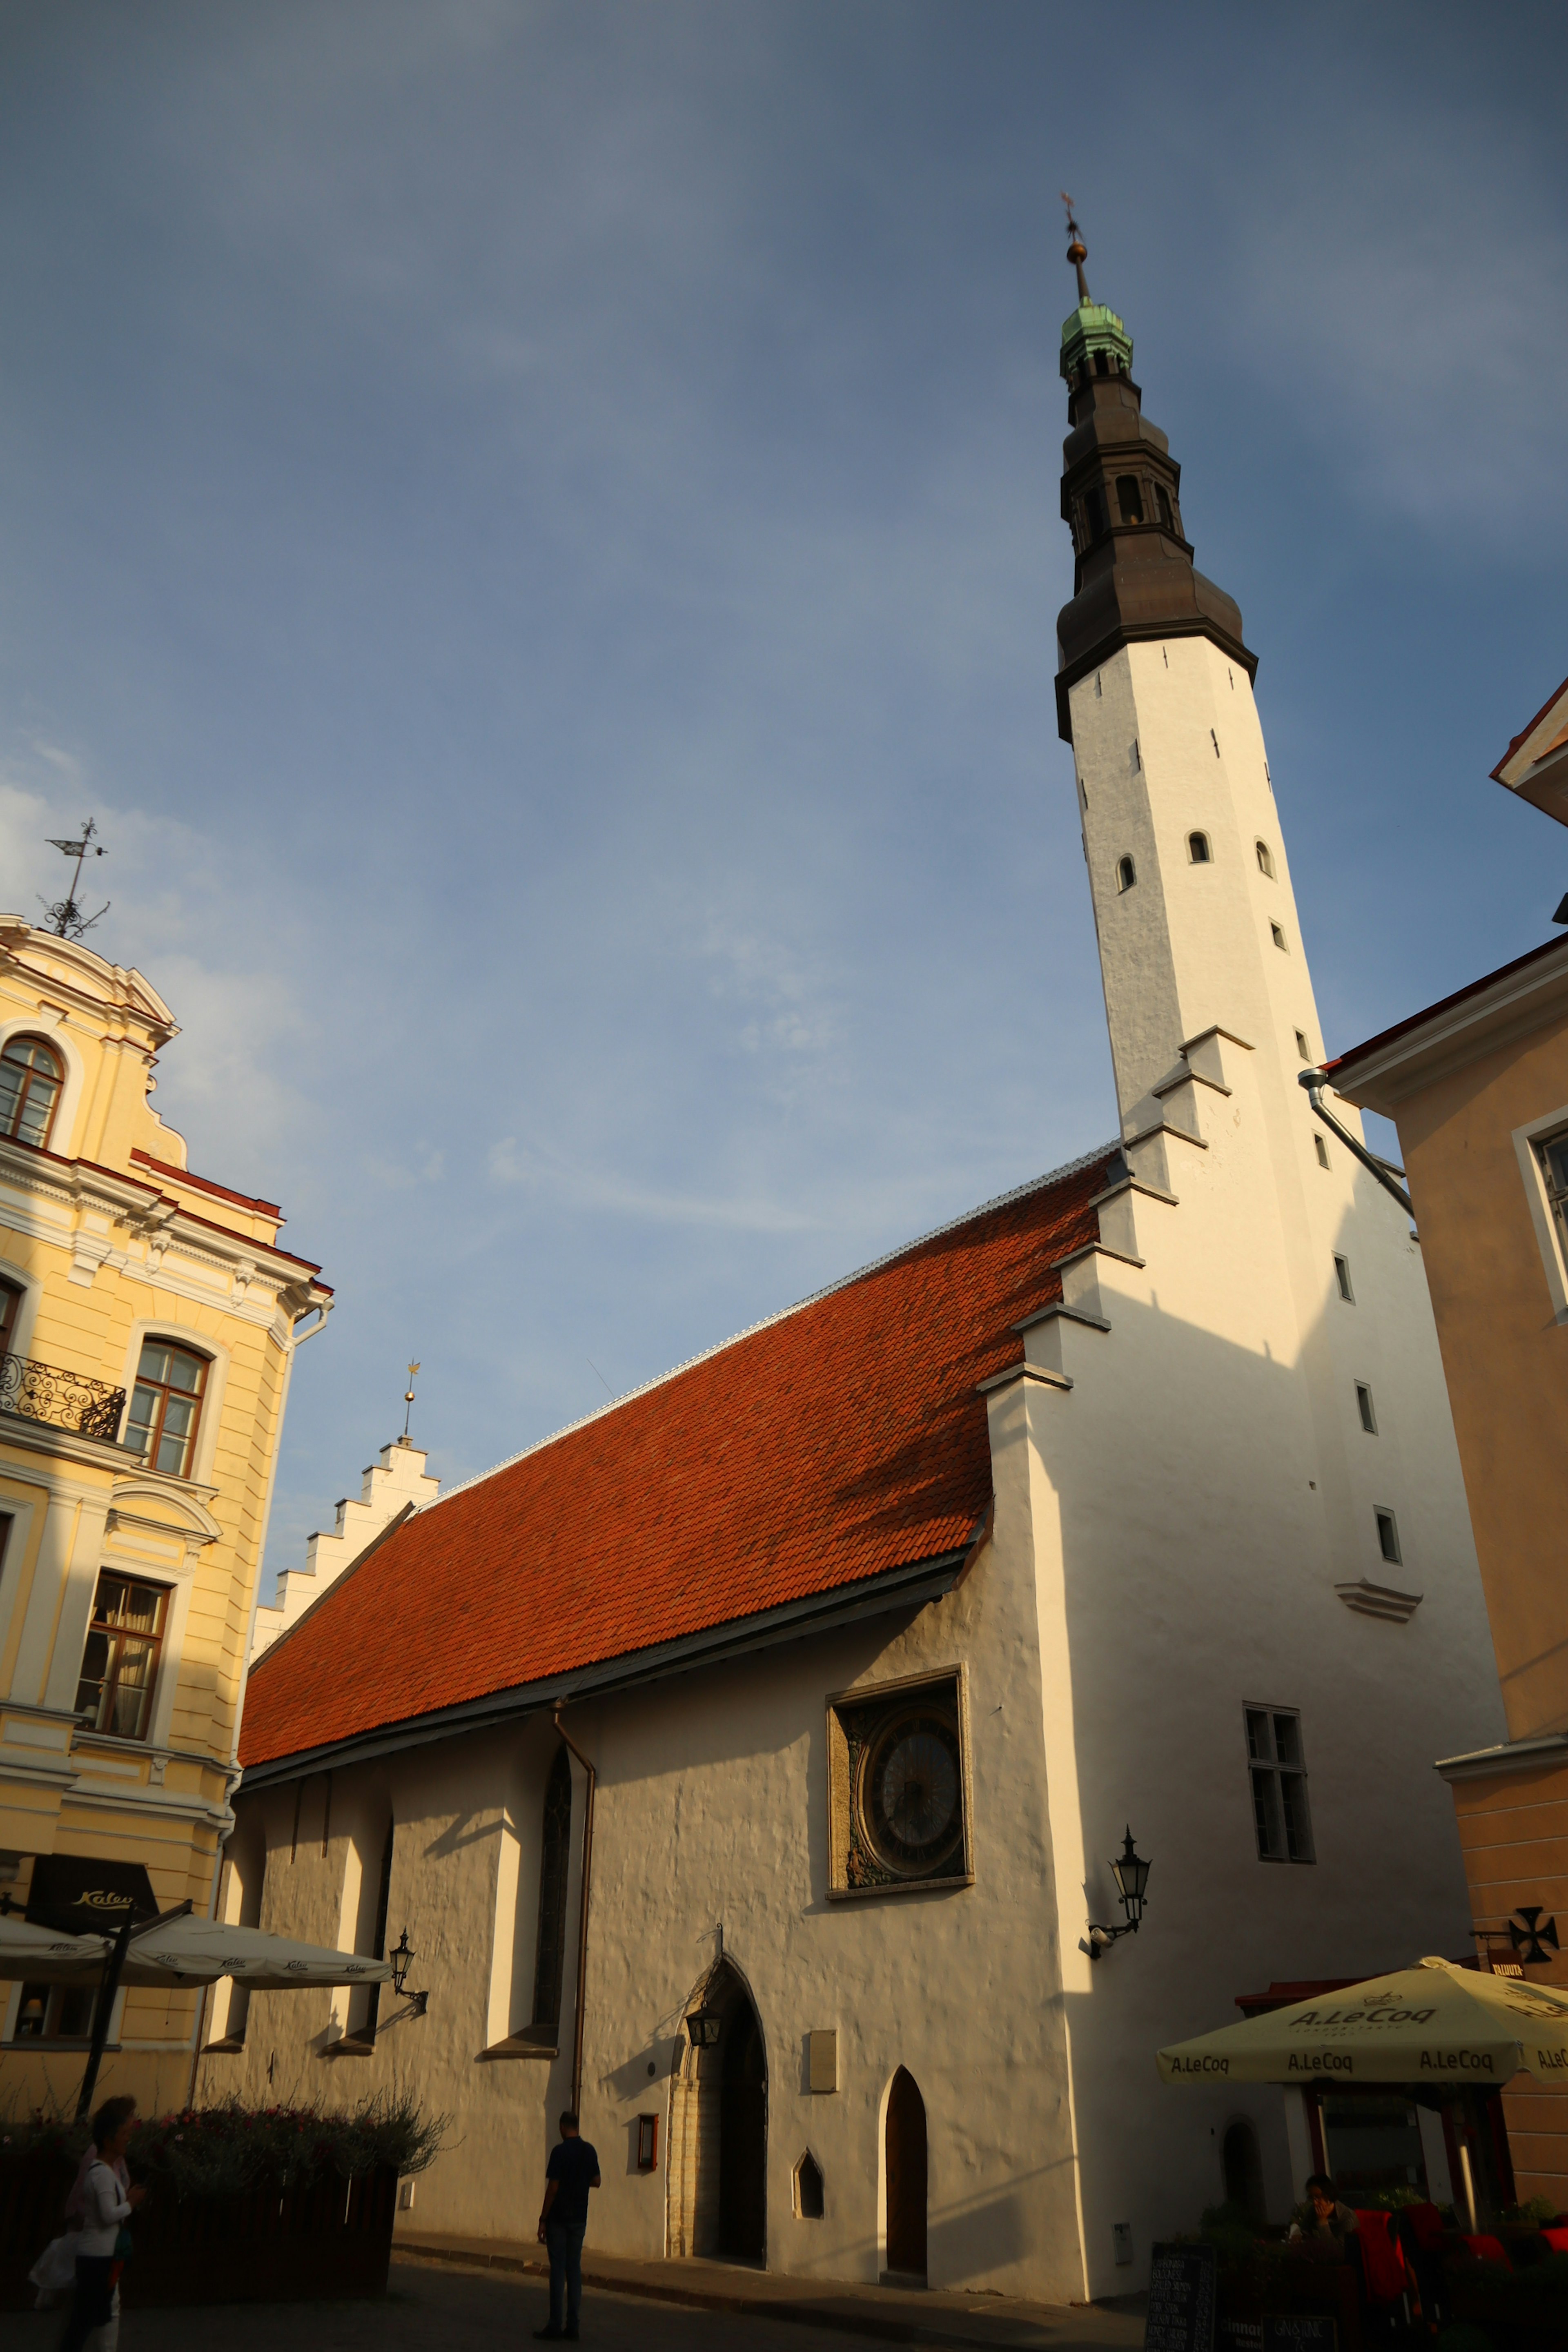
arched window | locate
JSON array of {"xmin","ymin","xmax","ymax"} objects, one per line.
[
  {"xmin": 126, "ymin": 1339, "xmax": 209, "ymax": 1478},
  {"xmin": 1188, "ymin": 832, "xmax": 1211, "ymax": 864},
  {"xmin": 795, "ymin": 2151, "xmax": 824, "ymax": 2219},
  {"xmin": 1116, "ymin": 856, "xmax": 1136, "ymax": 893},
  {"xmin": 1156, "ymin": 485, "xmax": 1174, "ymax": 529},
  {"xmin": 0, "ymin": 1279, "xmax": 21, "ymax": 1357},
  {"xmin": 1256, "ymin": 840, "xmax": 1275, "ymax": 879},
  {"xmin": 531, "ymin": 1743, "xmax": 573, "ymax": 2034},
  {"xmin": 1083, "ymin": 485, "xmax": 1109, "ymax": 541},
  {"xmin": 1116, "ymin": 475, "xmax": 1145, "ymax": 525},
  {"xmin": 0, "ymin": 1034, "xmax": 63, "ymax": 1150}
]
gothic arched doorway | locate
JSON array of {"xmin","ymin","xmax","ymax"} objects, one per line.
[
  {"xmin": 884, "ymin": 2066, "xmax": 927, "ymax": 2281},
  {"xmin": 666, "ymin": 1960, "xmax": 768, "ymax": 2263}
]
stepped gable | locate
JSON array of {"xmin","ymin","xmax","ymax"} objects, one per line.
[{"xmin": 241, "ymin": 1147, "xmax": 1114, "ymax": 1770}]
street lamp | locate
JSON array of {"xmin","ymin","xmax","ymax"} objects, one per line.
[
  {"xmin": 685, "ymin": 2004, "xmax": 723, "ymax": 2048},
  {"xmin": 390, "ymin": 1927, "xmax": 428, "ymax": 2014},
  {"xmin": 1086, "ymin": 1828, "xmax": 1151, "ymax": 1960}
]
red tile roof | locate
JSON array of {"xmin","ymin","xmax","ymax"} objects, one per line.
[{"xmin": 241, "ymin": 1148, "xmax": 1114, "ymax": 1770}]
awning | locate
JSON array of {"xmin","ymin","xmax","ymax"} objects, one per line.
[
  {"xmin": 1158, "ymin": 1957, "xmax": 1568, "ymax": 2089},
  {"xmin": 0, "ymin": 1911, "xmax": 392, "ymax": 1989},
  {"xmin": 25, "ymin": 1855, "xmax": 158, "ymax": 1935}
]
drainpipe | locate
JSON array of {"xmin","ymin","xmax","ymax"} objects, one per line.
[
  {"xmin": 553, "ymin": 1707, "xmax": 596, "ymax": 2119},
  {"xmin": 1298, "ymin": 1070, "xmax": 1414, "ymax": 1218}
]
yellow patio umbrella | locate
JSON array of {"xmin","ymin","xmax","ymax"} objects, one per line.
[{"xmin": 1158, "ymin": 1957, "xmax": 1568, "ymax": 2089}]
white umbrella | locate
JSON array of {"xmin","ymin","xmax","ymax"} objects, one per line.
[
  {"xmin": 0, "ymin": 1910, "xmax": 391, "ymax": 1989},
  {"xmin": 0, "ymin": 1912, "xmax": 109, "ymax": 1982},
  {"xmin": 1158, "ymin": 1956, "xmax": 1568, "ymax": 2087},
  {"xmin": 115, "ymin": 1915, "xmax": 394, "ymax": 1990}
]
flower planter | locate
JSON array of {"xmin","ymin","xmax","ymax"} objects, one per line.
[{"xmin": 1, "ymin": 2156, "xmax": 397, "ymax": 2309}]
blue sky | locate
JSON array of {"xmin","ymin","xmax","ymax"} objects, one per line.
[{"xmin": 0, "ymin": 2, "xmax": 1563, "ymax": 1592}]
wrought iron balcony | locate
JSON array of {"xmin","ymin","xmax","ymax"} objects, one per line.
[{"xmin": 0, "ymin": 1352, "xmax": 127, "ymax": 1443}]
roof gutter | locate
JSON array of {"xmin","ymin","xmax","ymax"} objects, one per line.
[
  {"xmin": 237, "ymin": 1543, "xmax": 969, "ymax": 1792},
  {"xmin": 1297, "ymin": 1070, "xmax": 1414, "ymax": 1218}
]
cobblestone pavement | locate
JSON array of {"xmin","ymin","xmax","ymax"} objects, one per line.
[{"xmin": 11, "ymin": 2253, "xmax": 1145, "ymax": 2351}]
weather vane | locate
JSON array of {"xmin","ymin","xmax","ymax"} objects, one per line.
[
  {"xmin": 403, "ymin": 1361, "xmax": 421, "ymax": 1441},
  {"xmin": 40, "ymin": 818, "xmax": 109, "ymax": 941}
]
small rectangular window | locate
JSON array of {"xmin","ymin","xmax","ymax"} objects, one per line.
[
  {"xmin": 637, "ymin": 2114, "xmax": 659, "ymax": 2172},
  {"xmin": 1334, "ymin": 1255, "xmax": 1354, "ymax": 1301},
  {"xmin": 1245, "ymin": 1706, "xmax": 1314, "ymax": 1863},
  {"xmin": 1356, "ymin": 1383, "xmax": 1377, "ymax": 1434},
  {"xmin": 1314, "ymin": 1134, "xmax": 1330, "ymax": 1169},
  {"xmin": 125, "ymin": 1339, "xmax": 208, "ymax": 1479},
  {"xmin": 1270, "ymin": 922, "xmax": 1287, "ymax": 951},
  {"xmin": 1375, "ymin": 1509, "xmax": 1401, "ymax": 1565},
  {"xmin": 1294, "ymin": 1030, "xmax": 1310, "ymax": 1061},
  {"xmin": 11, "ymin": 1982, "xmax": 106, "ymax": 2044}
]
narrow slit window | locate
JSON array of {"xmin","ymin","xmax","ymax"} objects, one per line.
[
  {"xmin": 1116, "ymin": 475, "xmax": 1144, "ymax": 525},
  {"xmin": 1314, "ymin": 1134, "xmax": 1330, "ymax": 1169},
  {"xmin": 1084, "ymin": 486, "xmax": 1109, "ymax": 541},
  {"xmin": 1356, "ymin": 1383, "xmax": 1377, "ymax": 1434},
  {"xmin": 1156, "ymin": 485, "xmax": 1173, "ymax": 528},
  {"xmin": 1245, "ymin": 1706, "xmax": 1314, "ymax": 1864},
  {"xmin": 1376, "ymin": 1509, "xmax": 1401, "ymax": 1565},
  {"xmin": 1116, "ymin": 855, "xmax": 1136, "ymax": 893},
  {"xmin": 1256, "ymin": 841, "xmax": 1275, "ymax": 878},
  {"xmin": 1334, "ymin": 1255, "xmax": 1354, "ymax": 1302},
  {"xmin": 1271, "ymin": 922, "xmax": 1287, "ymax": 952},
  {"xmin": 1294, "ymin": 1029, "xmax": 1310, "ymax": 1061},
  {"xmin": 1187, "ymin": 832, "xmax": 1211, "ymax": 864}
]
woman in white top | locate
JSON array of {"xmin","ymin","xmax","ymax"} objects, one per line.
[{"xmin": 59, "ymin": 2096, "xmax": 146, "ymax": 2352}]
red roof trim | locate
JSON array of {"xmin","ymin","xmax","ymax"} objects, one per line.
[
  {"xmin": 1492, "ymin": 674, "xmax": 1568, "ymax": 782},
  {"xmin": 1322, "ymin": 935, "xmax": 1568, "ymax": 1081},
  {"xmin": 0, "ymin": 1134, "xmax": 324, "ymax": 1281},
  {"xmin": 129, "ymin": 1149, "xmax": 283, "ymax": 1220}
]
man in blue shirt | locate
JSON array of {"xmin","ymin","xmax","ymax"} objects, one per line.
[{"xmin": 535, "ymin": 2109, "xmax": 601, "ymax": 2341}]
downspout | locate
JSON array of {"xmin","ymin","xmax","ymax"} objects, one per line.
[
  {"xmin": 553, "ymin": 1706, "xmax": 597, "ymax": 2119},
  {"xmin": 188, "ymin": 1294, "xmax": 332, "ymax": 2106},
  {"xmin": 1298, "ymin": 1070, "xmax": 1414, "ymax": 1219}
]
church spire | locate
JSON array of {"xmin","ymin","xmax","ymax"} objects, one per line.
[{"xmin": 1053, "ymin": 220, "xmax": 1254, "ymax": 742}]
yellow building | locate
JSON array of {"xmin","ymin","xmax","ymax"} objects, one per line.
[{"xmin": 0, "ymin": 909, "xmax": 329, "ymax": 2114}]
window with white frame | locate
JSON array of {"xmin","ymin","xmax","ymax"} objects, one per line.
[
  {"xmin": 1537, "ymin": 1127, "xmax": 1568, "ymax": 1254},
  {"xmin": 1245, "ymin": 1706, "xmax": 1314, "ymax": 1863}
]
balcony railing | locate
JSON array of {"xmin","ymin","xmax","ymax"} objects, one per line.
[{"xmin": 0, "ymin": 1352, "xmax": 126, "ymax": 1443}]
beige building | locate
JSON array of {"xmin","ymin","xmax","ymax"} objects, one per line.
[
  {"xmin": 0, "ymin": 911, "xmax": 329, "ymax": 2114},
  {"xmin": 1328, "ymin": 673, "xmax": 1568, "ymax": 2211},
  {"xmin": 205, "ymin": 248, "xmax": 1504, "ymax": 2298}
]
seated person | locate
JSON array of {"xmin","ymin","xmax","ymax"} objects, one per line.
[{"xmin": 1289, "ymin": 2173, "xmax": 1359, "ymax": 2250}]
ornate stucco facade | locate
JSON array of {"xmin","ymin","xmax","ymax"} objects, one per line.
[
  {"xmin": 0, "ymin": 915, "xmax": 330, "ymax": 2113},
  {"xmin": 204, "ymin": 253, "xmax": 1506, "ymax": 2296}
]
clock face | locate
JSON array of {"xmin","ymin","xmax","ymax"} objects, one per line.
[{"xmin": 863, "ymin": 1711, "xmax": 963, "ymax": 1876}]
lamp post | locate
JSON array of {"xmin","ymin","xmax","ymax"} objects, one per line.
[{"xmin": 1086, "ymin": 1827, "xmax": 1151, "ymax": 1960}]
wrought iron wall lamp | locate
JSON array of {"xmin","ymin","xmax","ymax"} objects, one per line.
[
  {"xmin": 1085, "ymin": 1828, "xmax": 1151, "ymax": 1960},
  {"xmin": 390, "ymin": 1926, "xmax": 428, "ymax": 2016}
]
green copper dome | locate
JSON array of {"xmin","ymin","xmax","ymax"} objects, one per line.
[{"xmin": 1060, "ymin": 299, "xmax": 1132, "ymax": 385}]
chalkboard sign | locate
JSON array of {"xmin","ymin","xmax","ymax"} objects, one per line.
[
  {"xmin": 1262, "ymin": 2322, "xmax": 1337, "ymax": 2352},
  {"xmin": 1145, "ymin": 2242, "xmax": 1217, "ymax": 2352}
]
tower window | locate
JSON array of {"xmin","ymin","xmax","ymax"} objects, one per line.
[
  {"xmin": 1094, "ymin": 350, "xmax": 1109, "ymax": 377},
  {"xmin": 1314, "ymin": 1134, "xmax": 1330, "ymax": 1169},
  {"xmin": 1294, "ymin": 1029, "xmax": 1310, "ymax": 1060},
  {"xmin": 1156, "ymin": 485, "xmax": 1173, "ymax": 529},
  {"xmin": 1334, "ymin": 1254, "xmax": 1354, "ymax": 1302},
  {"xmin": 126, "ymin": 1340, "xmax": 209, "ymax": 1479},
  {"xmin": 1116, "ymin": 476, "xmax": 1145, "ymax": 525},
  {"xmin": 0, "ymin": 1034, "xmax": 64, "ymax": 1152},
  {"xmin": 1187, "ymin": 832, "xmax": 1211, "ymax": 864},
  {"xmin": 1084, "ymin": 486, "xmax": 1109, "ymax": 541},
  {"xmin": 1270, "ymin": 922, "xmax": 1287, "ymax": 952},
  {"xmin": 1246, "ymin": 1706, "xmax": 1314, "ymax": 1864},
  {"xmin": 1116, "ymin": 856, "xmax": 1136, "ymax": 893},
  {"xmin": 1356, "ymin": 1383, "xmax": 1378, "ymax": 1434},
  {"xmin": 1256, "ymin": 841, "xmax": 1275, "ymax": 879},
  {"xmin": 1375, "ymin": 1509, "xmax": 1402, "ymax": 1565}
]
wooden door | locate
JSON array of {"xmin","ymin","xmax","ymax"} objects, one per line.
[
  {"xmin": 884, "ymin": 2067, "xmax": 927, "ymax": 2277},
  {"xmin": 718, "ymin": 2005, "xmax": 767, "ymax": 2261}
]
